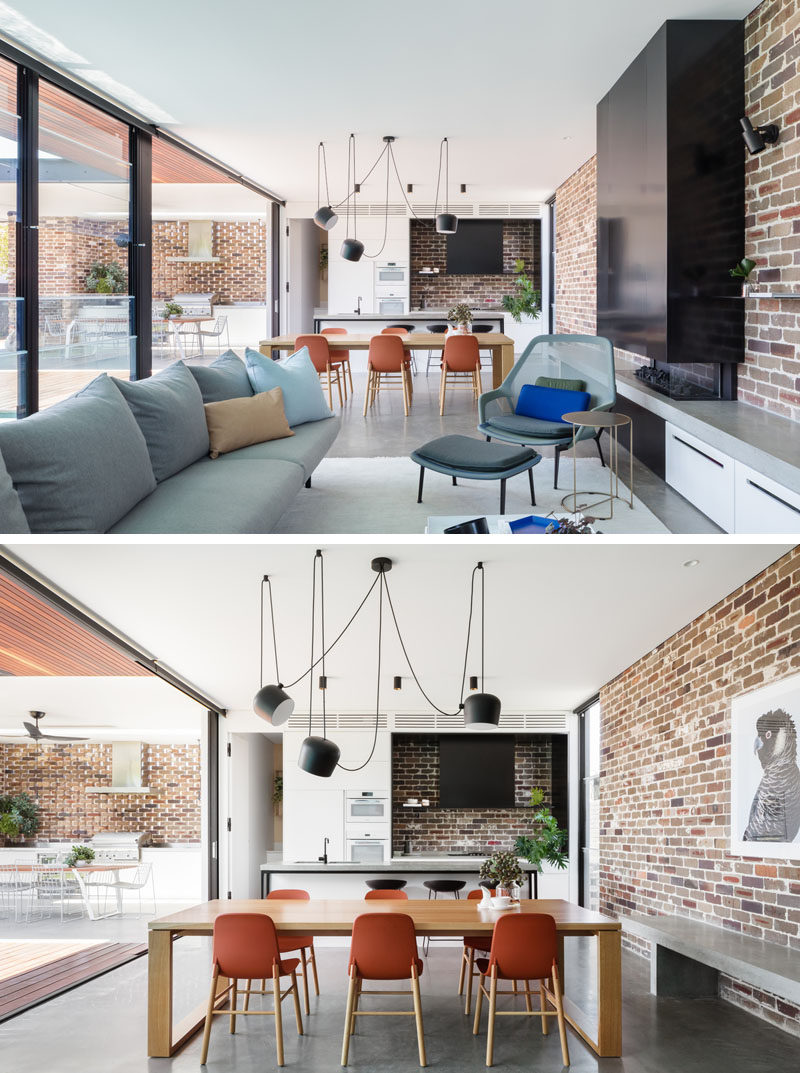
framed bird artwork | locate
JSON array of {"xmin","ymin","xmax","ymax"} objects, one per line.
[{"xmin": 730, "ymin": 672, "xmax": 800, "ymax": 860}]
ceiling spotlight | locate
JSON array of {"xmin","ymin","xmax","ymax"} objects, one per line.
[
  {"xmin": 469, "ymin": 676, "xmax": 478, "ymax": 691},
  {"xmin": 460, "ymin": 183, "xmax": 467, "ymax": 194},
  {"xmin": 393, "ymin": 676, "xmax": 402, "ymax": 691},
  {"xmin": 319, "ymin": 675, "xmax": 328, "ymax": 690},
  {"xmin": 407, "ymin": 183, "xmax": 413, "ymax": 194},
  {"xmin": 683, "ymin": 559, "xmax": 700, "ymax": 568},
  {"xmin": 740, "ymin": 116, "xmax": 780, "ymax": 155}
]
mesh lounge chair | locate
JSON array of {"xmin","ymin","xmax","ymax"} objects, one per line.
[{"xmin": 477, "ymin": 334, "xmax": 616, "ymax": 488}]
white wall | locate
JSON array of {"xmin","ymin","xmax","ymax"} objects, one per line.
[
  {"xmin": 227, "ymin": 732, "xmax": 274, "ymax": 899},
  {"xmin": 287, "ymin": 218, "xmax": 322, "ymax": 333}
]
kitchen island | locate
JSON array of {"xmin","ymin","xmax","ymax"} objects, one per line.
[
  {"xmin": 260, "ymin": 856, "xmax": 542, "ymax": 899},
  {"xmin": 313, "ymin": 309, "xmax": 506, "ymax": 333}
]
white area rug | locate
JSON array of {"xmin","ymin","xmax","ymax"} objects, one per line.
[{"xmin": 273, "ymin": 456, "xmax": 669, "ymax": 534}]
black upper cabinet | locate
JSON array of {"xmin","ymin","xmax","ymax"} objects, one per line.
[{"xmin": 597, "ymin": 21, "xmax": 744, "ymax": 365}]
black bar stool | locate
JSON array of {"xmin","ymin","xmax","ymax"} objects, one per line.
[
  {"xmin": 422, "ymin": 878, "xmax": 466, "ymax": 954},
  {"xmin": 425, "ymin": 324, "xmax": 448, "ymax": 376},
  {"xmin": 365, "ymin": 879, "xmax": 407, "ymax": 891}
]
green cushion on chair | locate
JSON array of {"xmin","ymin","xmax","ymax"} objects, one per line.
[
  {"xmin": 486, "ymin": 414, "xmax": 574, "ymax": 439},
  {"xmin": 535, "ymin": 375, "xmax": 586, "ymax": 392}
]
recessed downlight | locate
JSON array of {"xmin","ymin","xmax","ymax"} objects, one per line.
[{"xmin": 683, "ymin": 559, "xmax": 700, "ymax": 568}]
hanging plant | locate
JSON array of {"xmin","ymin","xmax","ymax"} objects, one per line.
[{"xmin": 502, "ymin": 259, "xmax": 541, "ymax": 323}]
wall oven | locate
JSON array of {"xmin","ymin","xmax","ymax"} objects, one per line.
[
  {"xmin": 345, "ymin": 825, "xmax": 391, "ymax": 863},
  {"xmin": 376, "ymin": 294, "xmax": 409, "ymax": 315},
  {"xmin": 345, "ymin": 791, "xmax": 390, "ymax": 823},
  {"xmin": 375, "ymin": 262, "xmax": 408, "ymax": 286}
]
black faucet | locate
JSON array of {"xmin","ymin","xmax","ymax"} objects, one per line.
[
  {"xmin": 354, "ymin": 296, "xmax": 362, "ymax": 315},
  {"xmin": 319, "ymin": 837, "xmax": 330, "ymax": 865}
]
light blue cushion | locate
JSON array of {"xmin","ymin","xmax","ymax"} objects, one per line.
[
  {"xmin": 187, "ymin": 350, "xmax": 254, "ymax": 403},
  {"xmin": 245, "ymin": 346, "xmax": 333, "ymax": 426},
  {"xmin": 0, "ymin": 374, "xmax": 156, "ymax": 533},
  {"xmin": 515, "ymin": 383, "xmax": 590, "ymax": 423},
  {"xmin": 114, "ymin": 362, "xmax": 209, "ymax": 482},
  {"xmin": 0, "ymin": 449, "xmax": 31, "ymax": 533}
]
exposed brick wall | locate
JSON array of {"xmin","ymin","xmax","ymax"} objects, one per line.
[
  {"xmin": 599, "ymin": 546, "xmax": 800, "ymax": 1036},
  {"xmin": 39, "ymin": 217, "xmax": 128, "ymax": 297},
  {"xmin": 409, "ymin": 219, "xmax": 540, "ymax": 311},
  {"xmin": 740, "ymin": 0, "xmax": 800, "ymax": 422},
  {"xmin": 391, "ymin": 734, "xmax": 552, "ymax": 853},
  {"xmin": 0, "ymin": 742, "xmax": 200, "ymax": 845},
  {"xmin": 554, "ymin": 156, "xmax": 597, "ymax": 335},
  {"xmin": 152, "ymin": 219, "xmax": 267, "ymax": 303}
]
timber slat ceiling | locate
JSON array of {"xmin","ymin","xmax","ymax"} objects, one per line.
[
  {"xmin": 152, "ymin": 136, "xmax": 237, "ymax": 185},
  {"xmin": 0, "ymin": 571, "xmax": 150, "ymax": 677}
]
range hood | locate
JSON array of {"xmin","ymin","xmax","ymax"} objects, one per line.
[
  {"xmin": 166, "ymin": 219, "xmax": 221, "ymax": 263},
  {"xmin": 86, "ymin": 742, "xmax": 153, "ymax": 795}
]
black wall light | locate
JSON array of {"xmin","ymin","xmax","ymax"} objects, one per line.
[{"xmin": 740, "ymin": 116, "xmax": 780, "ymax": 155}]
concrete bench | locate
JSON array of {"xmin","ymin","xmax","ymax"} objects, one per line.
[{"xmin": 623, "ymin": 913, "xmax": 800, "ymax": 1004}]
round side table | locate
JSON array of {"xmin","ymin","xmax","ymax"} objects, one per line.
[{"xmin": 560, "ymin": 410, "xmax": 633, "ymax": 520}]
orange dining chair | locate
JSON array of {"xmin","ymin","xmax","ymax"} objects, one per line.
[
  {"xmin": 321, "ymin": 327, "xmax": 353, "ymax": 398},
  {"xmin": 363, "ymin": 333, "xmax": 412, "ymax": 417},
  {"xmin": 200, "ymin": 912, "xmax": 303, "ymax": 1067},
  {"xmin": 381, "ymin": 325, "xmax": 417, "ymax": 377},
  {"xmin": 439, "ymin": 334, "xmax": 481, "ymax": 415},
  {"xmin": 459, "ymin": 888, "xmax": 494, "ymax": 1015},
  {"xmin": 342, "ymin": 912, "xmax": 426, "ymax": 1067},
  {"xmin": 365, "ymin": 888, "xmax": 409, "ymax": 900},
  {"xmin": 296, "ymin": 333, "xmax": 343, "ymax": 408},
  {"xmin": 260, "ymin": 888, "xmax": 319, "ymax": 1015},
  {"xmin": 472, "ymin": 912, "xmax": 569, "ymax": 1067}
]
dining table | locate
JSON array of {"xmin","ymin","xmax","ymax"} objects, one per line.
[
  {"xmin": 259, "ymin": 332, "xmax": 517, "ymax": 390},
  {"xmin": 147, "ymin": 897, "xmax": 622, "ymax": 1059},
  {"xmin": 16, "ymin": 862, "xmax": 139, "ymax": 920}
]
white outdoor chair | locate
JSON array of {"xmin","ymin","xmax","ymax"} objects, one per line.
[
  {"xmin": 0, "ymin": 864, "xmax": 34, "ymax": 922},
  {"xmin": 29, "ymin": 865, "xmax": 85, "ymax": 923},
  {"xmin": 198, "ymin": 315, "xmax": 230, "ymax": 355},
  {"xmin": 101, "ymin": 861, "xmax": 156, "ymax": 918}
]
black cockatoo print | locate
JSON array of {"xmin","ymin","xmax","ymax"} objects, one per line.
[{"xmin": 743, "ymin": 708, "xmax": 800, "ymax": 843}]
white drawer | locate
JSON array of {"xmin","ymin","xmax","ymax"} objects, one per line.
[
  {"xmin": 665, "ymin": 422, "xmax": 734, "ymax": 532},
  {"xmin": 734, "ymin": 462, "xmax": 800, "ymax": 534}
]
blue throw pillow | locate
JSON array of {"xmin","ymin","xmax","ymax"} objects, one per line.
[
  {"xmin": 187, "ymin": 350, "xmax": 254, "ymax": 403},
  {"xmin": 245, "ymin": 346, "xmax": 333, "ymax": 427},
  {"xmin": 515, "ymin": 384, "xmax": 591, "ymax": 423}
]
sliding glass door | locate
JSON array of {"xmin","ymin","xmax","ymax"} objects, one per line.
[
  {"xmin": 581, "ymin": 699, "xmax": 601, "ymax": 910},
  {"xmin": 0, "ymin": 57, "xmax": 20, "ymax": 419}
]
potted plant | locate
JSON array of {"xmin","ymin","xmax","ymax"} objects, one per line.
[
  {"xmin": 162, "ymin": 300, "xmax": 184, "ymax": 320},
  {"xmin": 272, "ymin": 772, "xmax": 283, "ymax": 816},
  {"xmin": 0, "ymin": 792, "xmax": 41, "ymax": 844},
  {"xmin": 479, "ymin": 849, "xmax": 525, "ymax": 899},
  {"xmin": 64, "ymin": 845, "xmax": 95, "ymax": 868},
  {"xmin": 502, "ymin": 259, "xmax": 541, "ymax": 323},
  {"xmin": 85, "ymin": 260, "xmax": 126, "ymax": 295},
  {"xmin": 730, "ymin": 257, "xmax": 757, "ymax": 297},
  {"xmin": 448, "ymin": 303, "xmax": 474, "ymax": 334},
  {"xmin": 513, "ymin": 788, "xmax": 568, "ymax": 871}
]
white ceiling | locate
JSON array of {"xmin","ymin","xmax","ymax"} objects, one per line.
[
  {"xmin": 5, "ymin": 0, "xmax": 757, "ymax": 203},
  {"xmin": 3, "ymin": 542, "xmax": 792, "ymax": 724}
]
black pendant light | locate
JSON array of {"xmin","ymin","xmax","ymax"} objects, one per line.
[
  {"xmin": 298, "ymin": 550, "xmax": 341, "ymax": 776},
  {"xmin": 435, "ymin": 137, "xmax": 458, "ymax": 234},
  {"xmin": 313, "ymin": 142, "xmax": 338, "ymax": 230},
  {"xmin": 340, "ymin": 134, "xmax": 364, "ymax": 262},
  {"xmin": 462, "ymin": 562, "xmax": 501, "ymax": 727},
  {"xmin": 253, "ymin": 576, "xmax": 294, "ymax": 726}
]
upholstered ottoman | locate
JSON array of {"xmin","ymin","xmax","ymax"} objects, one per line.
[{"xmin": 410, "ymin": 434, "xmax": 541, "ymax": 514}]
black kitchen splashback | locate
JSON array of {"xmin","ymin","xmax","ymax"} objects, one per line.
[{"xmin": 597, "ymin": 20, "xmax": 744, "ymax": 376}]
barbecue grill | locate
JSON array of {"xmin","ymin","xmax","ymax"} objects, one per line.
[
  {"xmin": 88, "ymin": 831, "xmax": 149, "ymax": 861},
  {"xmin": 171, "ymin": 292, "xmax": 218, "ymax": 316}
]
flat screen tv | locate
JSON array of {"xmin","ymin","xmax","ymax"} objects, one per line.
[
  {"xmin": 446, "ymin": 221, "xmax": 504, "ymax": 275},
  {"xmin": 439, "ymin": 734, "xmax": 515, "ymax": 808}
]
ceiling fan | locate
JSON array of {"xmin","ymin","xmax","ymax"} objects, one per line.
[{"xmin": 20, "ymin": 711, "xmax": 89, "ymax": 743}]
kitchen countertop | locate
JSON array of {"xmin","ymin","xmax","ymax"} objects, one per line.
[
  {"xmin": 315, "ymin": 310, "xmax": 506, "ymax": 321},
  {"xmin": 261, "ymin": 857, "xmax": 537, "ymax": 872}
]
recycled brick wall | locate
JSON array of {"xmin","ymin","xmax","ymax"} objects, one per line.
[
  {"xmin": 599, "ymin": 546, "xmax": 800, "ymax": 1037},
  {"xmin": 739, "ymin": 0, "xmax": 800, "ymax": 423},
  {"xmin": 0, "ymin": 742, "xmax": 201, "ymax": 845},
  {"xmin": 554, "ymin": 155, "xmax": 597, "ymax": 335},
  {"xmin": 391, "ymin": 734, "xmax": 552, "ymax": 853},
  {"xmin": 152, "ymin": 219, "xmax": 267, "ymax": 303},
  {"xmin": 38, "ymin": 217, "xmax": 127, "ymax": 296},
  {"xmin": 409, "ymin": 219, "xmax": 540, "ymax": 310}
]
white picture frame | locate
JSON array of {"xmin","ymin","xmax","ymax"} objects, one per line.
[{"xmin": 730, "ymin": 671, "xmax": 800, "ymax": 860}]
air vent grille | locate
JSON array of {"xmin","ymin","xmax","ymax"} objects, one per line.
[
  {"xmin": 389, "ymin": 713, "xmax": 567, "ymax": 732},
  {"xmin": 286, "ymin": 713, "xmax": 388, "ymax": 731}
]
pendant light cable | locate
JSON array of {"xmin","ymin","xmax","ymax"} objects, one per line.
[
  {"xmin": 332, "ymin": 141, "xmax": 390, "ymax": 211},
  {"xmin": 337, "ymin": 570, "xmax": 385, "ymax": 772},
  {"xmin": 260, "ymin": 576, "xmax": 283, "ymax": 688},
  {"xmin": 319, "ymin": 550, "xmax": 327, "ymax": 741},
  {"xmin": 307, "ymin": 553, "xmax": 317, "ymax": 740},
  {"xmin": 363, "ymin": 141, "xmax": 392, "ymax": 260}
]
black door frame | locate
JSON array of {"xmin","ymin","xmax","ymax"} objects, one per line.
[{"xmin": 575, "ymin": 694, "xmax": 599, "ymax": 908}]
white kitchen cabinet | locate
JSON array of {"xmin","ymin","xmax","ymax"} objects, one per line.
[
  {"xmin": 665, "ymin": 422, "xmax": 735, "ymax": 532},
  {"xmin": 282, "ymin": 789, "xmax": 345, "ymax": 863},
  {"xmin": 327, "ymin": 217, "xmax": 410, "ymax": 314},
  {"xmin": 282, "ymin": 731, "xmax": 390, "ymax": 792},
  {"xmin": 734, "ymin": 462, "xmax": 800, "ymax": 533}
]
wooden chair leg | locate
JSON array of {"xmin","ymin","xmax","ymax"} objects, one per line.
[
  {"xmin": 401, "ymin": 366, "xmax": 410, "ymax": 417},
  {"xmin": 325, "ymin": 368, "xmax": 333, "ymax": 410},
  {"xmin": 512, "ymin": 979, "xmax": 518, "ymax": 994},
  {"xmin": 525, "ymin": 979, "xmax": 532, "ymax": 1013},
  {"xmin": 363, "ymin": 369, "xmax": 371, "ymax": 416},
  {"xmin": 439, "ymin": 367, "xmax": 446, "ymax": 415},
  {"xmin": 539, "ymin": 979, "xmax": 549, "ymax": 1034},
  {"xmin": 309, "ymin": 942, "xmax": 320, "ymax": 995},
  {"xmin": 552, "ymin": 963, "xmax": 570, "ymax": 1067},
  {"xmin": 411, "ymin": 964, "xmax": 427, "ymax": 1067},
  {"xmin": 472, "ymin": 972, "xmax": 485, "ymax": 1035},
  {"xmin": 458, "ymin": 947, "xmax": 467, "ymax": 996},
  {"xmin": 335, "ymin": 366, "xmax": 343, "ymax": 407},
  {"xmin": 200, "ymin": 964, "xmax": 219, "ymax": 1065},
  {"xmin": 300, "ymin": 947, "xmax": 310, "ymax": 1014},
  {"xmin": 273, "ymin": 964, "xmax": 285, "ymax": 1067},
  {"xmin": 465, "ymin": 947, "xmax": 476, "ymax": 1015},
  {"xmin": 351, "ymin": 976, "xmax": 362, "ymax": 1035},
  {"xmin": 347, "ymin": 360, "xmax": 354, "ymax": 394},
  {"xmin": 229, "ymin": 979, "xmax": 237, "ymax": 1034},
  {"xmin": 290, "ymin": 969, "xmax": 304, "ymax": 1035},
  {"xmin": 341, "ymin": 966, "xmax": 357, "ymax": 1066},
  {"xmin": 243, "ymin": 978, "xmax": 251, "ymax": 1012},
  {"xmin": 486, "ymin": 969, "xmax": 498, "ymax": 1067}
]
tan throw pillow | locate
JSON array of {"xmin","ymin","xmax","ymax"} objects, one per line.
[{"xmin": 204, "ymin": 387, "xmax": 293, "ymax": 459}]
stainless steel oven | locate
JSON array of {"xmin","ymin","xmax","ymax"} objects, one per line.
[{"xmin": 346, "ymin": 791, "xmax": 390, "ymax": 823}]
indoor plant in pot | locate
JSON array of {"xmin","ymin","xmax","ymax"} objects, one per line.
[
  {"xmin": 513, "ymin": 787, "xmax": 568, "ymax": 872},
  {"xmin": 479, "ymin": 849, "xmax": 525, "ymax": 899},
  {"xmin": 502, "ymin": 258, "xmax": 541, "ymax": 323},
  {"xmin": 448, "ymin": 303, "xmax": 474, "ymax": 333},
  {"xmin": 730, "ymin": 257, "xmax": 757, "ymax": 297}
]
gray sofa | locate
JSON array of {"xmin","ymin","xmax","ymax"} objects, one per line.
[{"xmin": 0, "ymin": 352, "xmax": 340, "ymax": 534}]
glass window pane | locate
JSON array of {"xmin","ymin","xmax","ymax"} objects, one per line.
[
  {"xmin": 151, "ymin": 137, "xmax": 270, "ymax": 371},
  {"xmin": 38, "ymin": 81, "xmax": 132, "ymax": 409},
  {"xmin": 0, "ymin": 56, "xmax": 20, "ymax": 420}
]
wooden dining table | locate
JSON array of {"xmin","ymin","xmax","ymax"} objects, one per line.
[
  {"xmin": 147, "ymin": 897, "xmax": 621, "ymax": 1059},
  {"xmin": 259, "ymin": 332, "xmax": 516, "ymax": 390}
]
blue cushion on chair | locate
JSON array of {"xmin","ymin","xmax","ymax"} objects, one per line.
[
  {"xmin": 245, "ymin": 346, "xmax": 333, "ymax": 427},
  {"xmin": 515, "ymin": 384, "xmax": 590, "ymax": 423}
]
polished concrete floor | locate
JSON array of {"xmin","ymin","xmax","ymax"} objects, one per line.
[
  {"xmin": 2, "ymin": 939, "xmax": 796, "ymax": 1072},
  {"xmin": 327, "ymin": 358, "xmax": 720, "ymax": 535}
]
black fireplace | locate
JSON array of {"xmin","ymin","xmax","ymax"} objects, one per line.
[{"xmin": 634, "ymin": 360, "xmax": 725, "ymax": 401}]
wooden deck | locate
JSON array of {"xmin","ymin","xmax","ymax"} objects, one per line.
[{"xmin": 0, "ymin": 940, "xmax": 147, "ymax": 1020}]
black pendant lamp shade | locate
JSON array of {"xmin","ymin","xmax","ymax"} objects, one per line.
[
  {"xmin": 253, "ymin": 683, "xmax": 294, "ymax": 726},
  {"xmin": 313, "ymin": 143, "xmax": 338, "ymax": 230},
  {"xmin": 434, "ymin": 138, "xmax": 458, "ymax": 235},
  {"xmin": 463, "ymin": 691, "xmax": 501, "ymax": 727},
  {"xmin": 298, "ymin": 735, "xmax": 341, "ymax": 777},
  {"xmin": 436, "ymin": 212, "xmax": 458, "ymax": 234},
  {"xmin": 314, "ymin": 205, "xmax": 338, "ymax": 230},
  {"xmin": 340, "ymin": 236, "xmax": 364, "ymax": 262}
]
